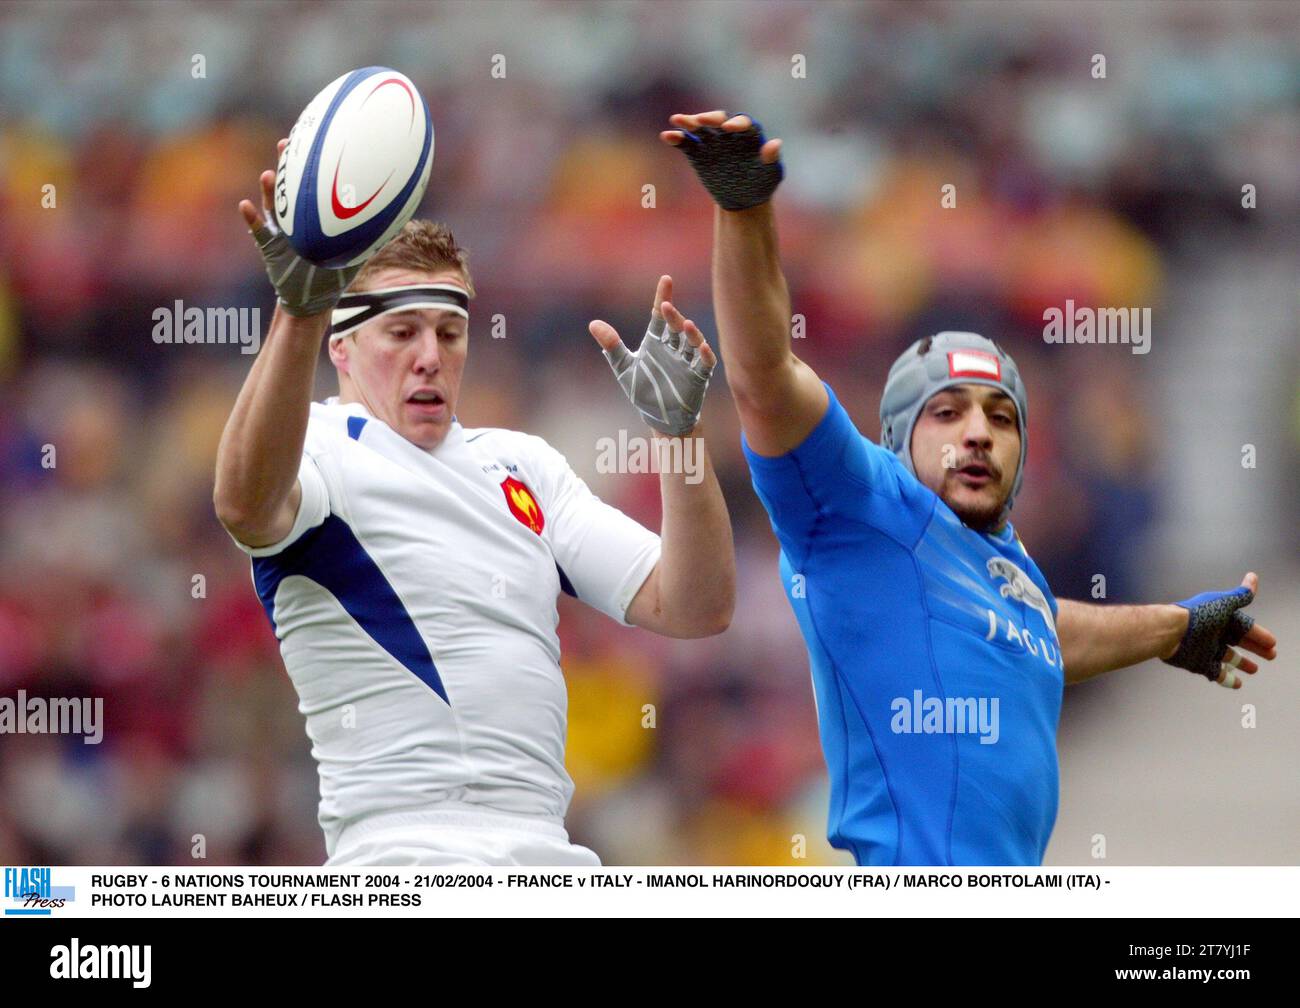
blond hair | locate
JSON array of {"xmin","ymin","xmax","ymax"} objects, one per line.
[{"xmin": 351, "ymin": 219, "xmax": 475, "ymax": 297}]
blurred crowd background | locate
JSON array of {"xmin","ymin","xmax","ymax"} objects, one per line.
[{"xmin": 0, "ymin": 0, "xmax": 1295, "ymax": 867}]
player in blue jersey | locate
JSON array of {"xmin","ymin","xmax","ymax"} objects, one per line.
[{"xmin": 662, "ymin": 110, "xmax": 1279, "ymax": 866}]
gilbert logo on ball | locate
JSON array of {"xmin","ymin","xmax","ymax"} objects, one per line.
[{"xmin": 275, "ymin": 67, "xmax": 434, "ymax": 268}]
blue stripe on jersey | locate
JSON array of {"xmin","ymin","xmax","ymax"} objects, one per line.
[
  {"xmin": 347, "ymin": 416, "xmax": 368, "ymax": 440},
  {"xmin": 556, "ymin": 564, "xmax": 577, "ymax": 598},
  {"xmin": 252, "ymin": 514, "xmax": 449, "ymax": 704}
]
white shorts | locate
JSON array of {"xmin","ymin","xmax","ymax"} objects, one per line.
[{"xmin": 326, "ymin": 807, "xmax": 601, "ymax": 867}]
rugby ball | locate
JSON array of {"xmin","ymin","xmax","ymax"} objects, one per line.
[{"xmin": 275, "ymin": 67, "xmax": 434, "ymax": 268}]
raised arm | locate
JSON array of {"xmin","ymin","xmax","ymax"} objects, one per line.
[
  {"xmin": 589, "ymin": 275, "xmax": 735, "ymax": 638},
  {"xmin": 213, "ymin": 141, "xmax": 361, "ymax": 547},
  {"xmin": 213, "ymin": 309, "xmax": 320, "ymax": 547},
  {"xmin": 662, "ymin": 111, "xmax": 827, "ymax": 457}
]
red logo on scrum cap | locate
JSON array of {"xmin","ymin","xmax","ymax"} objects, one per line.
[{"xmin": 947, "ymin": 350, "xmax": 1001, "ymax": 380}]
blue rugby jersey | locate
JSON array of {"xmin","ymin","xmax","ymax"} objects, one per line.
[{"xmin": 743, "ymin": 384, "xmax": 1063, "ymax": 865}]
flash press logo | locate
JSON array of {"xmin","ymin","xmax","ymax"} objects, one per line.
[{"xmin": 3, "ymin": 866, "xmax": 75, "ymax": 915}]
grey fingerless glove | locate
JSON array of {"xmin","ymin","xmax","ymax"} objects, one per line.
[
  {"xmin": 603, "ymin": 313, "xmax": 714, "ymax": 436},
  {"xmin": 675, "ymin": 116, "xmax": 783, "ymax": 211},
  {"xmin": 250, "ymin": 216, "xmax": 363, "ymax": 317}
]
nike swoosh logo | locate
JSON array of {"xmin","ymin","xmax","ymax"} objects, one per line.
[{"xmin": 330, "ymin": 76, "xmax": 417, "ymax": 220}]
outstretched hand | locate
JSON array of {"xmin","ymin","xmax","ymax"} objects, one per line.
[
  {"xmin": 238, "ymin": 139, "xmax": 362, "ymax": 318},
  {"xmin": 659, "ymin": 111, "xmax": 784, "ymax": 211},
  {"xmin": 659, "ymin": 111, "xmax": 784, "ymax": 164},
  {"xmin": 1165, "ymin": 571, "xmax": 1278, "ymax": 689},
  {"xmin": 590, "ymin": 275, "xmax": 716, "ymax": 437}
]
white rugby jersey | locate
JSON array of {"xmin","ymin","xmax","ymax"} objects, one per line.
[{"xmin": 231, "ymin": 398, "xmax": 661, "ymax": 856}]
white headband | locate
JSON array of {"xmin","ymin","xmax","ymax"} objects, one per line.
[{"xmin": 329, "ymin": 284, "xmax": 470, "ymax": 342}]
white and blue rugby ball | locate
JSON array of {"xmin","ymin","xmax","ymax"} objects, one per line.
[{"xmin": 275, "ymin": 67, "xmax": 434, "ymax": 268}]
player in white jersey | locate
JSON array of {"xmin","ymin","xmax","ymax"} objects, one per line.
[{"xmin": 214, "ymin": 144, "xmax": 736, "ymax": 866}]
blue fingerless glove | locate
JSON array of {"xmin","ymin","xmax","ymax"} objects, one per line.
[
  {"xmin": 675, "ymin": 115, "xmax": 783, "ymax": 211},
  {"xmin": 1163, "ymin": 585, "xmax": 1255, "ymax": 683}
]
